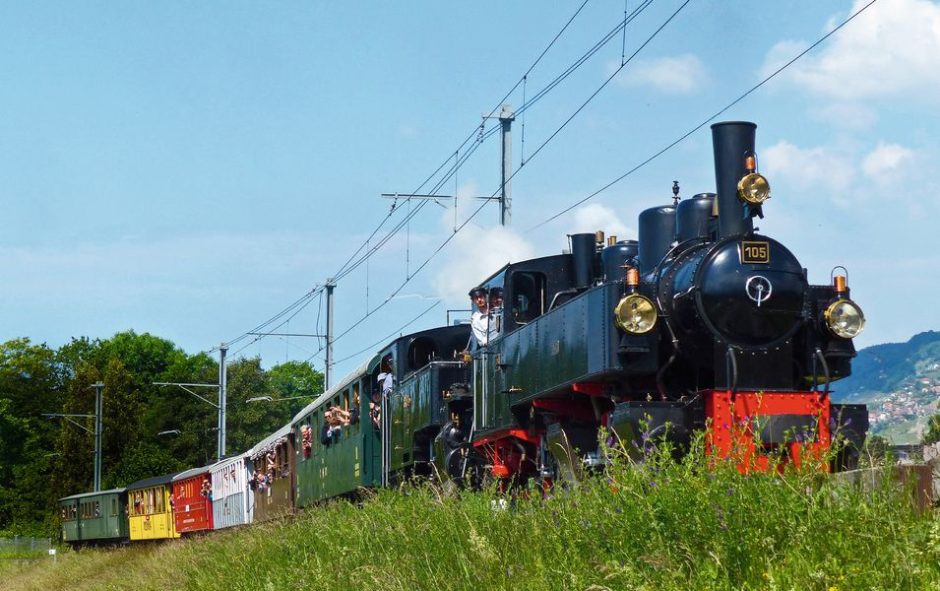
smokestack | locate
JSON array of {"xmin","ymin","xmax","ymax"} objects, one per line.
[
  {"xmin": 570, "ymin": 233, "xmax": 595, "ymax": 289},
  {"xmin": 711, "ymin": 121, "xmax": 756, "ymax": 238}
]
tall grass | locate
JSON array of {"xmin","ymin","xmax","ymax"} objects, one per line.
[{"xmin": 6, "ymin": 437, "xmax": 940, "ymax": 590}]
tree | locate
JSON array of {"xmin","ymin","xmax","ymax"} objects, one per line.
[
  {"xmin": 923, "ymin": 414, "xmax": 940, "ymax": 445},
  {"xmin": 268, "ymin": 360, "xmax": 324, "ymax": 416},
  {"xmin": 106, "ymin": 442, "xmax": 187, "ymax": 487},
  {"xmin": 0, "ymin": 338, "xmax": 64, "ymax": 535}
]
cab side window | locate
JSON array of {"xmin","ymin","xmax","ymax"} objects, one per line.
[{"xmin": 511, "ymin": 272, "xmax": 546, "ymax": 324}]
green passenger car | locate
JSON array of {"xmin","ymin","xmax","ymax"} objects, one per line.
[
  {"xmin": 59, "ymin": 489, "xmax": 129, "ymax": 546},
  {"xmin": 294, "ymin": 359, "xmax": 378, "ymax": 507},
  {"xmin": 294, "ymin": 325, "xmax": 471, "ymax": 506}
]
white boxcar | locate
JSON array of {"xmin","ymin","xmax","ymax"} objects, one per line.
[{"xmin": 210, "ymin": 452, "xmax": 253, "ymax": 529}]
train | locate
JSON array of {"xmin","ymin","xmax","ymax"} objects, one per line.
[{"xmin": 59, "ymin": 120, "xmax": 869, "ymax": 545}]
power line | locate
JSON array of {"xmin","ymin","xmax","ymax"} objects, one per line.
[
  {"xmin": 331, "ymin": 300, "xmax": 442, "ymax": 365},
  {"xmin": 515, "ymin": 0, "xmax": 655, "ymax": 121},
  {"xmin": 219, "ymin": 1, "xmax": 631, "ymax": 358},
  {"xmin": 222, "ymin": 287, "xmax": 321, "ymax": 350},
  {"xmin": 305, "ymin": 0, "xmax": 691, "ymax": 359},
  {"xmin": 328, "ymin": 1, "xmax": 595, "ymax": 284},
  {"xmin": 529, "ymin": 0, "xmax": 882, "ymax": 231}
]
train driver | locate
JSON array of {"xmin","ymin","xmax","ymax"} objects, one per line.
[{"xmin": 469, "ymin": 286, "xmax": 490, "ymax": 349}]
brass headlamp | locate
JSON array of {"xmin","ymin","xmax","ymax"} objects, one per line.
[
  {"xmin": 823, "ymin": 273, "xmax": 865, "ymax": 339},
  {"xmin": 737, "ymin": 153, "xmax": 771, "ymax": 206}
]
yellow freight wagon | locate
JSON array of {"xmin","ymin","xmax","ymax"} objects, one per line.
[{"xmin": 127, "ymin": 472, "xmax": 181, "ymax": 541}]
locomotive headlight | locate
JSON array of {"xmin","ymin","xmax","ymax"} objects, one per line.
[
  {"xmin": 823, "ymin": 299, "xmax": 866, "ymax": 339},
  {"xmin": 614, "ymin": 294, "xmax": 657, "ymax": 334},
  {"xmin": 737, "ymin": 172, "xmax": 771, "ymax": 205}
]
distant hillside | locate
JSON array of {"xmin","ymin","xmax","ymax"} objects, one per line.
[
  {"xmin": 833, "ymin": 330, "xmax": 940, "ymax": 443},
  {"xmin": 834, "ymin": 331, "xmax": 940, "ymax": 401}
]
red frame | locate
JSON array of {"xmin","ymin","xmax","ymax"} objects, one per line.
[
  {"xmin": 172, "ymin": 471, "xmax": 214, "ymax": 534},
  {"xmin": 472, "ymin": 428, "xmax": 540, "ymax": 479},
  {"xmin": 704, "ymin": 390, "xmax": 831, "ymax": 473}
]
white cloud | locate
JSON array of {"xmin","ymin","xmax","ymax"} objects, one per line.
[
  {"xmin": 761, "ymin": 138, "xmax": 932, "ymax": 222},
  {"xmin": 430, "ymin": 181, "xmax": 537, "ymax": 302},
  {"xmin": 571, "ymin": 203, "xmax": 634, "ymax": 241},
  {"xmin": 617, "ymin": 53, "xmax": 708, "ymax": 95},
  {"xmin": 430, "ymin": 224, "xmax": 536, "ymax": 304},
  {"xmin": 762, "ymin": 140, "xmax": 856, "ymax": 197},
  {"xmin": 760, "ymin": 0, "xmax": 940, "ymax": 102},
  {"xmin": 861, "ymin": 142, "xmax": 915, "ymax": 179}
]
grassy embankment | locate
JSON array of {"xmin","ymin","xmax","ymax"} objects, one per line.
[{"xmin": 3, "ymin": 439, "xmax": 939, "ymax": 590}]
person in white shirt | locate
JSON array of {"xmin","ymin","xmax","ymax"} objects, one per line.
[
  {"xmin": 377, "ymin": 355, "xmax": 395, "ymax": 395},
  {"xmin": 469, "ymin": 286, "xmax": 490, "ymax": 349}
]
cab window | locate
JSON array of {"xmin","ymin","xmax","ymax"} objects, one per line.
[{"xmin": 511, "ymin": 272, "xmax": 546, "ymax": 324}]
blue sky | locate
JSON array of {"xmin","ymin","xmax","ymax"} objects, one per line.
[{"xmin": 1, "ymin": 0, "xmax": 938, "ymax": 382}]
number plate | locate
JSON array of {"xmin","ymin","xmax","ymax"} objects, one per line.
[{"xmin": 740, "ymin": 241, "xmax": 770, "ymax": 264}]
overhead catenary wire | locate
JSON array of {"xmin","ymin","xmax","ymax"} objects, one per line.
[
  {"xmin": 306, "ymin": 1, "xmax": 691, "ymax": 361},
  {"xmin": 514, "ymin": 0, "xmax": 654, "ymax": 121},
  {"xmin": 332, "ymin": 0, "xmax": 658, "ymax": 286},
  {"xmin": 529, "ymin": 0, "xmax": 883, "ymax": 231},
  {"xmin": 222, "ymin": 0, "xmax": 605, "ymax": 354},
  {"xmin": 221, "ymin": 0, "xmax": 647, "ymax": 360},
  {"xmin": 222, "ymin": 286, "xmax": 321, "ymax": 350},
  {"xmin": 328, "ymin": 0, "xmax": 594, "ymax": 284},
  {"xmin": 331, "ymin": 300, "xmax": 443, "ymax": 365}
]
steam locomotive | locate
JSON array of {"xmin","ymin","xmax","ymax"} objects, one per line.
[
  {"xmin": 431, "ymin": 120, "xmax": 869, "ymax": 485},
  {"xmin": 60, "ymin": 120, "xmax": 870, "ymax": 545}
]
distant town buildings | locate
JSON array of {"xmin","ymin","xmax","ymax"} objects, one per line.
[{"xmin": 866, "ymin": 369, "xmax": 940, "ymax": 442}]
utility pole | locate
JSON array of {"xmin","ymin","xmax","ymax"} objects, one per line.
[
  {"xmin": 218, "ymin": 343, "xmax": 227, "ymax": 460},
  {"xmin": 325, "ymin": 279, "xmax": 335, "ymax": 390},
  {"xmin": 43, "ymin": 381, "xmax": 104, "ymax": 492},
  {"xmin": 499, "ymin": 104, "xmax": 514, "ymax": 227},
  {"xmin": 93, "ymin": 382, "xmax": 102, "ymax": 491}
]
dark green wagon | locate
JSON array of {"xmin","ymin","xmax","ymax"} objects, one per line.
[
  {"xmin": 293, "ymin": 324, "xmax": 470, "ymax": 506},
  {"xmin": 59, "ymin": 488, "xmax": 128, "ymax": 546},
  {"xmin": 293, "ymin": 359, "xmax": 380, "ymax": 507}
]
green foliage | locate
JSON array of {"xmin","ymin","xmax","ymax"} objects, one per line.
[
  {"xmin": 104, "ymin": 442, "xmax": 187, "ymax": 487},
  {"xmin": 924, "ymin": 414, "xmax": 940, "ymax": 445},
  {"xmin": 4, "ymin": 442, "xmax": 939, "ymax": 591},
  {"xmin": 0, "ymin": 332, "xmax": 323, "ymax": 535}
]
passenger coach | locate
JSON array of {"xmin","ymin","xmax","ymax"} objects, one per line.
[
  {"xmin": 59, "ymin": 488, "xmax": 128, "ymax": 546},
  {"xmin": 127, "ymin": 472, "xmax": 180, "ymax": 541}
]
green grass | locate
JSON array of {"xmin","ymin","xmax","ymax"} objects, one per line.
[{"xmin": 5, "ymin": 440, "xmax": 940, "ymax": 590}]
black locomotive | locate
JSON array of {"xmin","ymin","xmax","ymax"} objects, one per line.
[{"xmin": 431, "ymin": 120, "xmax": 868, "ymax": 484}]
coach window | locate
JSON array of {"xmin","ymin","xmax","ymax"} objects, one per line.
[
  {"xmin": 511, "ymin": 272, "xmax": 546, "ymax": 325},
  {"xmin": 352, "ymin": 382, "xmax": 362, "ymax": 435},
  {"xmin": 111, "ymin": 498, "xmax": 118, "ymax": 516}
]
